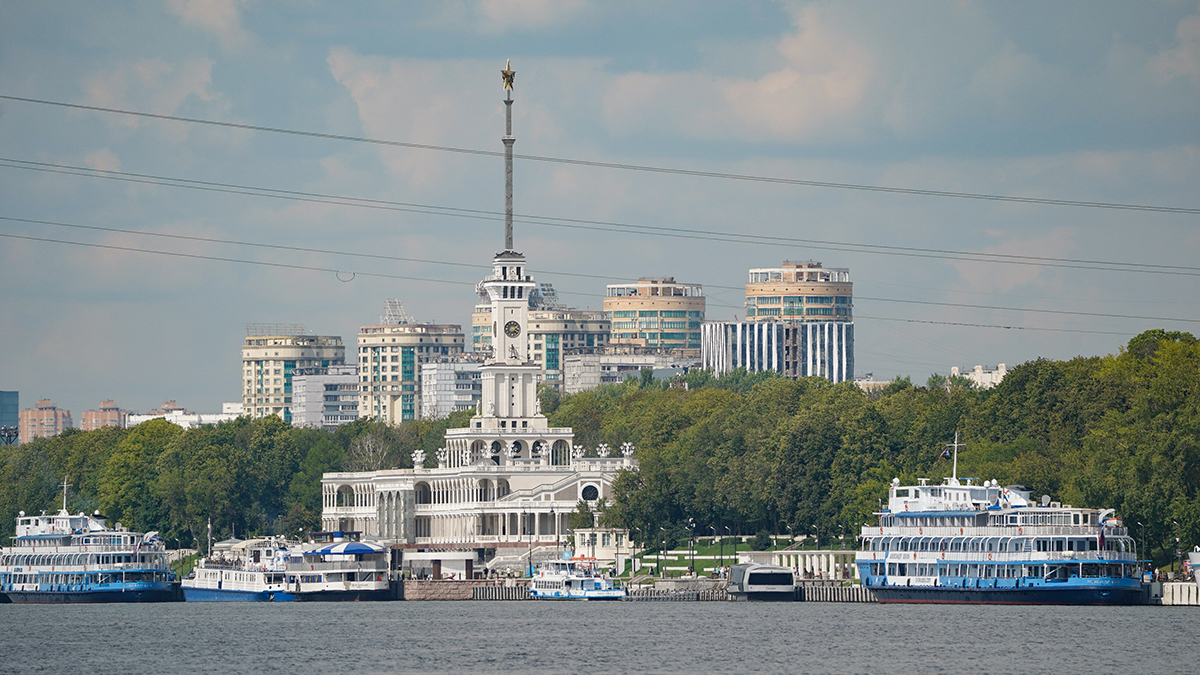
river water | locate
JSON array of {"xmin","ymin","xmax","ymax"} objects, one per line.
[{"xmin": 0, "ymin": 602, "xmax": 1193, "ymax": 674}]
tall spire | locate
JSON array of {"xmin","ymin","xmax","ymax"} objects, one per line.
[{"xmin": 501, "ymin": 59, "xmax": 516, "ymax": 251}]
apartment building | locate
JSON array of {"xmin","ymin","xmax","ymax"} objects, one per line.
[
  {"xmin": 80, "ymin": 400, "xmax": 130, "ymax": 431},
  {"xmin": 358, "ymin": 319, "xmax": 465, "ymax": 425},
  {"xmin": 242, "ymin": 325, "xmax": 346, "ymax": 424},
  {"xmin": 420, "ymin": 360, "xmax": 483, "ymax": 420},
  {"xmin": 18, "ymin": 399, "xmax": 72, "ymax": 444},
  {"xmin": 603, "ymin": 277, "xmax": 704, "ymax": 355},
  {"xmin": 744, "ymin": 261, "xmax": 852, "ymax": 323},
  {"xmin": 292, "ymin": 365, "xmax": 360, "ymax": 431}
]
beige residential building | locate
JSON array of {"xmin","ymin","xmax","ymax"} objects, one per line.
[
  {"xmin": 80, "ymin": 400, "xmax": 130, "ymax": 431},
  {"xmin": 744, "ymin": 261, "xmax": 852, "ymax": 322},
  {"xmin": 358, "ymin": 315, "xmax": 465, "ymax": 424},
  {"xmin": 242, "ymin": 325, "xmax": 345, "ymax": 424},
  {"xmin": 19, "ymin": 399, "xmax": 72, "ymax": 443},
  {"xmin": 470, "ymin": 284, "xmax": 610, "ymax": 390},
  {"xmin": 603, "ymin": 277, "xmax": 705, "ymax": 355},
  {"xmin": 528, "ymin": 309, "xmax": 610, "ymax": 390}
]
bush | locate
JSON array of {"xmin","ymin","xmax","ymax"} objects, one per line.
[{"xmin": 751, "ymin": 530, "xmax": 773, "ymax": 551}]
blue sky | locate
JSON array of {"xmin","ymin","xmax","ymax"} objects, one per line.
[{"xmin": 1, "ymin": 1, "xmax": 1198, "ymax": 415}]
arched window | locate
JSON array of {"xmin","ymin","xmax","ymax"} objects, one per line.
[
  {"xmin": 552, "ymin": 440, "xmax": 570, "ymax": 466},
  {"xmin": 414, "ymin": 482, "xmax": 432, "ymax": 505}
]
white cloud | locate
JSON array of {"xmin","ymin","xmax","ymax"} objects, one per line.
[
  {"xmin": 949, "ymin": 229, "xmax": 1076, "ymax": 293},
  {"xmin": 81, "ymin": 57, "xmax": 225, "ymax": 140},
  {"xmin": 477, "ymin": 0, "xmax": 589, "ymax": 32},
  {"xmin": 602, "ymin": 5, "xmax": 874, "ymax": 142},
  {"xmin": 1149, "ymin": 8, "xmax": 1200, "ymax": 85},
  {"xmin": 165, "ymin": 0, "xmax": 250, "ymax": 49},
  {"xmin": 83, "ymin": 149, "xmax": 121, "ymax": 172}
]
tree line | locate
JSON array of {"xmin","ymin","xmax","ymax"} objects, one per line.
[
  {"xmin": 545, "ymin": 329, "xmax": 1200, "ymax": 566},
  {"xmin": 2, "ymin": 330, "xmax": 1196, "ymax": 567},
  {"xmin": 0, "ymin": 411, "xmax": 470, "ymax": 548}
]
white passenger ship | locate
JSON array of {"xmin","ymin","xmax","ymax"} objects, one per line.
[
  {"xmin": 856, "ymin": 438, "xmax": 1143, "ymax": 604},
  {"xmin": 0, "ymin": 485, "xmax": 179, "ymax": 603},
  {"xmin": 284, "ymin": 531, "xmax": 394, "ymax": 601},
  {"xmin": 182, "ymin": 536, "xmax": 295, "ymax": 602},
  {"xmin": 529, "ymin": 555, "xmax": 625, "ymax": 600}
]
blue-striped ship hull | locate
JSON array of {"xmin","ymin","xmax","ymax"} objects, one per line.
[
  {"xmin": 870, "ymin": 582, "xmax": 1144, "ymax": 605},
  {"xmin": 181, "ymin": 587, "xmax": 296, "ymax": 602},
  {"xmin": 5, "ymin": 582, "xmax": 181, "ymax": 603}
]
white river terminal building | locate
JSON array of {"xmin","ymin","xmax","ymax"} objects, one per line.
[{"xmin": 320, "ymin": 65, "xmax": 634, "ymax": 571}]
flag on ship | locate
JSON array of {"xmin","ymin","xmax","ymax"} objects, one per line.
[{"xmin": 940, "ymin": 448, "xmax": 952, "ymax": 459}]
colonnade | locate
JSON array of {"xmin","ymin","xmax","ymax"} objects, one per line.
[
  {"xmin": 419, "ymin": 510, "xmax": 572, "ymax": 544},
  {"xmin": 773, "ymin": 550, "xmax": 860, "ymax": 580}
]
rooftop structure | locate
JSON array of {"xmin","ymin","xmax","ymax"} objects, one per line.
[
  {"xmin": 604, "ymin": 277, "xmax": 704, "ymax": 355},
  {"xmin": 745, "ymin": 261, "xmax": 852, "ymax": 323},
  {"xmin": 242, "ymin": 328, "xmax": 345, "ymax": 423}
]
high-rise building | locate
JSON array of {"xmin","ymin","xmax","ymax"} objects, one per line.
[
  {"xmin": 604, "ymin": 277, "xmax": 704, "ymax": 355},
  {"xmin": 701, "ymin": 321, "xmax": 854, "ymax": 383},
  {"xmin": 18, "ymin": 399, "xmax": 72, "ymax": 443},
  {"xmin": 0, "ymin": 391, "xmax": 17, "ymax": 430},
  {"xmin": 80, "ymin": 400, "xmax": 130, "ymax": 431},
  {"xmin": 357, "ymin": 301, "xmax": 465, "ymax": 424},
  {"xmin": 420, "ymin": 360, "xmax": 483, "ymax": 420},
  {"xmin": 291, "ymin": 365, "xmax": 360, "ymax": 431},
  {"xmin": 744, "ymin": 261, "xmax": 852, "ymax": 323},
  {"xmin": 242, "ymin": 325, "xmax": 345, "ymax": 423}
]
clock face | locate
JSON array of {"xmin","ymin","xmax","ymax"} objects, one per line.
[{"xmin": 504, "ymin": 321, "xmax": 521, "ymax": 338}]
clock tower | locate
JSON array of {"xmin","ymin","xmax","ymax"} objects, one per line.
[{"xmin": 443, "ymin": 59, "xmax": 571, "ymax": 467}]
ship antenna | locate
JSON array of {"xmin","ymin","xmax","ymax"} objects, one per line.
[
  {"xmin": 946, "ymin": 432, "xmax": 964, "ymax": 486},
  {"xmin": 60, "ymin": 476, "xmax": 71, "ymax": 512}
]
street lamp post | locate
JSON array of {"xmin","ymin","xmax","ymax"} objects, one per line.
[
  {"xmin": 687, "ymin": 518, "xmax": 695, "ymax": 576},
  {"xmin": 1137, "ymin": 521, "xmax": 1146, "ymax": 571},
  {"xmin": 1173, "ymin": 521, "xmax": 1182, "ymax": 578},
  {"xmin": 724, "ymin": 526, "xmax": 731, "ymax": 574},
  {"xmin": 659, "ymin": 526, "xmax": 668, "ymax": 579},
  {"xmin": 523, "ymin": 510, "xmax": 531, "ymax": 577}
]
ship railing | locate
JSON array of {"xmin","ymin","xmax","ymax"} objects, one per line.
[
  {"xmin": 287, "ymin": 560, "xmax": 387, "ymax": 572},
  {"xmin": 862, "ymin": 525, "xmax": 1128, "ymax": 538},
  {"xmin": 862, "ymin": 550, "xmax": 1136, "ymax": 563},
  {"xmin": 3, "ymin": 543, "xmax": 168, "ymax": 554}
]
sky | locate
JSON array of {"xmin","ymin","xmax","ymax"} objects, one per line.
[{"xmin": 1, "ymin": 0, "xmax": 1198, "ymax": 416}]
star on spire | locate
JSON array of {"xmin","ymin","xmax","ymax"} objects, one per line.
[{"xmin": 501, "ymin": 59, "xmax": 515, "ymax": 91}]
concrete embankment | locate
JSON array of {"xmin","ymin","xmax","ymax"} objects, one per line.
[{"xmin": 1149, "ymin": 582, "xmax": 1200, "ymax": 606}]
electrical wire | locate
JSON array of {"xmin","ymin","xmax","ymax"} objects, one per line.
[
  {"xmin": 0, "ymin": 228, "xmax": 1188, "ymax": 331},
  {"xmin": 4, "ymin": 214, "xmax": 1198, "ymax": 324},
  {"xmin": 1, "ymin": 94, "xmax": 1197, "ymax": 216},
  {"xmin": 2, "ymin": 157, "xmax": 1198, "ymax": 277}
]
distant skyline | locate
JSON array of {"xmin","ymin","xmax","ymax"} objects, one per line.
[{"xmin": 2, "ymin": 1, "xmax": 1199, "ymax": 415}]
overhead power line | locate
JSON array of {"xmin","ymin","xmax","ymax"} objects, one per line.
[
  {"xmin": 0, "ymin": 231, "xmax": 1146, "ymax": 335},
  {"xmin": 3, "ymin": 219, "xmax": 1198, "ymax": 326},
  {"xmin": 3, "ymin": 157, "xmax": 1198, "ymax": 277},
  {"xmin": 2, "ymin": 94, "xmax": 1197, "ymax": 216}
]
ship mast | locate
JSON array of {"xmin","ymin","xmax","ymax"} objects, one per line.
[
  {"xmin": 60, "ymin": 476, "xmax": 71, "ymax": 512},
  {"xmin": 946, "ymin": 432, "xmax": 964, "ymax": 486}
]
